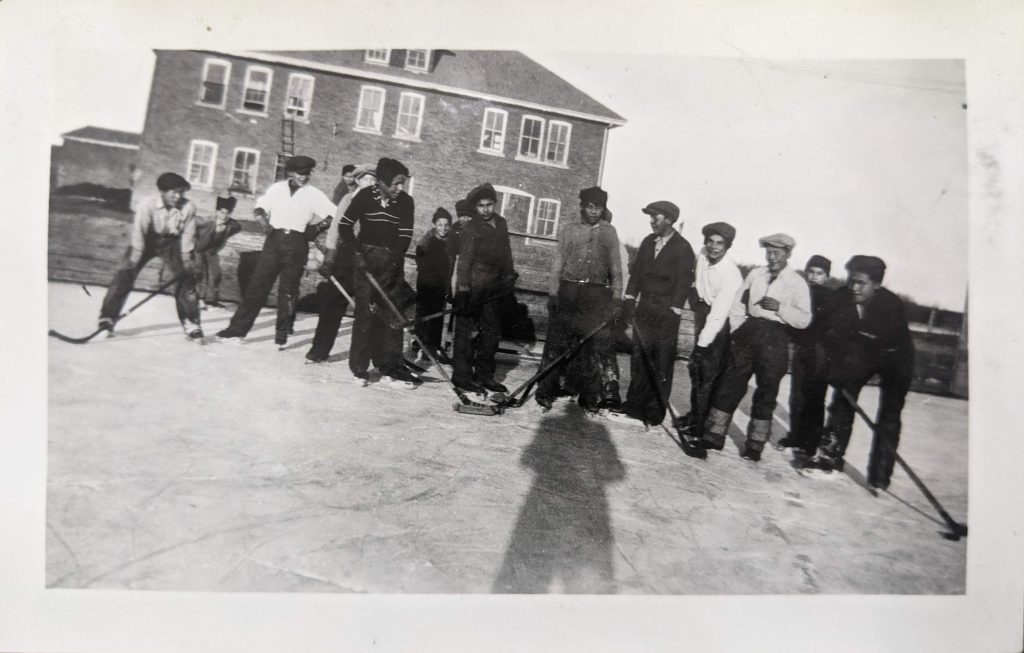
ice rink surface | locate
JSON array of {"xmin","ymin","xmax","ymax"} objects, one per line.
[{"xmin": 46, "ymin": 281, "xmax": 967, "ymax": 594}]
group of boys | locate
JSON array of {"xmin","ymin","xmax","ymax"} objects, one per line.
[{"xmin": 96, "ymin": 154, "xmax": 915, "ymax": 490}]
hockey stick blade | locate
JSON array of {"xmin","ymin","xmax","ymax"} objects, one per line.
[{"xmin": 48, "ymin": 326, "xmax": 109, "ymax": 345}]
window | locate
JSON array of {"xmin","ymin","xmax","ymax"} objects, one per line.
[
  {"xmin": 365, "ymin": 49, "xmax": 390, "ymax": 65},
  {"xmin": 274, "ymin": 154, "xmax": 289, "ymax": 181},
  {"xmin": 533, "ymin": 199, "xmax": 560, "ymax": 238},
  {"xmin": 355, "ymin": 86, "xmax": 386, "ymax": 133},
  {"xmin": 284, "ymin": 73, "xmax": 315, "ymax": 120},
  {"xmin": 198, "ymin": 58, "xmax": 230, "ymax": 107},
  {"xmin": 395, "ymin": 92, "xmax": 425, "ymax": 139},
  {"xmin": 518, "ymin": 116, "xmax": 545, "ymax": 160},
  {"xmin": 241, "ymin": 66, "xmax": 272, "ymax": 114},
  {"xmin": 545, "ymin": 121, "xmax": 571, "ymax": 165},
  {"xmin": 230, "ymin": 148, "xmax": 260, "ymax": 194},
  {"xmin": 479, "ymin": 108, "xmax": 507, "ymax": 154},
  {"xmin": 186, "ymin": 140, "xmax": 218, "ymax": 189},
  {"xmin": 493, "ymin": 186, "xmax": 535, "ymax": 235},
  {"xmin": 404, "ymin": 49, "xmax": 430, "ymax": 72}
]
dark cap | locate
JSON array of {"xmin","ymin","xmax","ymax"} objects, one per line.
[
  {"xmin": 758, "ymin": 233, "xmax": 796, "ymax": 250},
  {"xmin": 156, "ymin": 172, "xmax": 190, "ymax": 192},
  {"xmin": 846, "ymin": 255, "xmax": 886, "ymax": 282},
  {"xmin": 432, "ymin": 207, "xmax": 453, "ymax": 223},
  {"xmin": 285, "ymin": 155, "xmax": 316, "ymax": 174},
  {"xmin": 641, "ymin": 200, "xmax": 680, "ymax": 222},
  {"xmin": 215, "ymin": 196, "xmax": 237, "ymax": 212},
  {"xmin": 466, "ymin": 183, "xmax": 498, "ymax": 207},
  {"xmin": 805, "ymin": 254, "xmax": 831, "ymax": 274},
  {"xmin": 702, "ymin": 221, "xmax": 736, "ymax": 247},
  {"xmin": 579, "ymin": 186, "xmax": 609, "ymax": 207},
  {"xmin": 454, "ymin": 198, "xmax": 471, "ymax": 217},
  {"xmin": 341, "ymin": 164, "xmax": 356, "ymax": 175}
]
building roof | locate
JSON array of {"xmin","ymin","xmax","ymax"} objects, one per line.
[
  {"xmin": 61, "ymin": 126, "xmax": 142, "ymax": 149},
  {"xmin": 216, "ymin": 49, "xmax": 625, "ymax": 127}
]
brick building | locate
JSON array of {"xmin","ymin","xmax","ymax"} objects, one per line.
[
  {"xmin": 52, "ymin": 126, "xmax": 140, "ymax": 191},
  {"xmin": 134, "ymin": 49, "xmax": 625, "ymax": 292}
]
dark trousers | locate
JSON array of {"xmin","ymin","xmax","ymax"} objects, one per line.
[
  {"xmin": 453, "ymin": 275, "xmax": 503, "ymax": 386},
  {"xmin": 687, "ymin": 300, "xmax": 731, "ymax": 437},
  {"xmin": 226, "ymin": 230, "xmax": 307, "ymax": 337},
  {"xmin": 414, "ymin": 285, "xmax": 447, "ymax": 353},
  {"xmin": 349, "ymin": 245, "xmax": 405, "ymax": 376},
  {"xmin": 307, "ymin": 258, "xmax": 354, "ymax": 360},
  {"xmin": 623, "ymin": 300, "xmax": 681, "ymax": 425},
  {"xmin": 820, "ymin": 364, "xmax": 912, "ymax": 487},
  {"xmin": 712, "ymin": 318, "xmax": 790, "ymax": 421},
  {"xmin": 788, "ymin": 341, "xmax": 829, "ymax": 454},
  {"xmin": 537, "ymin": 283, "xmax": 613, "ymax": 408},
  {"xmin": 100, "ymin": 236, "xmax": 199, "ymax": 326},
  {"xmin": 197, "ymin": 250, "xmax": 223, "ymax": 302}
]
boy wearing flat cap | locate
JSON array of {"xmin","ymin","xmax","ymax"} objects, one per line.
[
  {"xmin": 702, "ymin": 233, "xmax": 812, "ymax": 460},
  {"xmin": 535, "ymin": 186, "xmax": 623, "ymax": 413},
  {"xmin": 194, "ymin": 195, "xmax": 242, "ymax": 308},
  {"xmin": 307, "ymin": 164, "xmax": 377, "ymax": 363},
  {"xmin": 810, "ymin": 255, "xmax": 915, "ymax": 490},
  {"xmin": 97, "ymin": 171, "xmax": 203, "ymax": 338},
  {"xmin": 451, "ymin": 183, "xmax": 517, "ymax": 395},
  {"xmin": 338, "ymin": 157, "xmax": 419, "ymax": 388},
  {"xmin": 609, "ymin": 200, "xmax": 696, "ymax": 426},
  {"xmin": 680, "ymin": 221, "xmax": 743, "ymax": 440},
  {"xmin": 776, "ymin": 255, "xmax": 835, "ymax": 456},
  {"xmin": 217, "ymin": 154, "xmax": 335, "ymax": 346}
]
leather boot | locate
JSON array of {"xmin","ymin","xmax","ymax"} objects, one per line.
[{"xmin": 742, "ymin": 418, "xmax": 771, "ymax": 461}]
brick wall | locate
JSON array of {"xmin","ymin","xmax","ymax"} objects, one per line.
[
  {"xmin": 136, "ymin": 50, "xmax": 611, "ymax": 295},
  {"xmin": 53, "ymin": 140, "xmax": 138, "ymax": 190}
]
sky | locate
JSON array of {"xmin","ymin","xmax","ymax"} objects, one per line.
[{"xmin": 52, "ymin": 49, "xmax": 967, "ymax": 310}]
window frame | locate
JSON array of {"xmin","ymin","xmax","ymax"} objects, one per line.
[
  {"xmin": 492, "ymin": 185, "xmax": 536, "ymax": 237},
  {"xmin": 186, "ymin": 139, "xmax": 218, "ymax": 190},
  {"xmin": 478, "ymin": 108, "xmax": 508, "ymax": 156},
  {"xmin": 283, "ymin": 72, "xmax": 316, "ymax": 122},
  {"xmin": 197, "ymin": 58, "xmax": 231, "ymax": 109},
  {"xmin": 404, "ymin": 49, "xmax": 431, "ymax": 72},
  {"xmin": 229, "ymin": 147, "xmax": 261, "ymax": 195},
  {"xmin": 354, "ymin": 85, "xmax": 387, "ymax": 134},
  {"xmin": 517, "ymin": 115, "xmax": 546, "ymax": 162},
  {"xmin": 394, "ymin": 91, "xmax": 425, "ymax": 141},
  {"xmin": 544, "ymin": 120, "xmax": 572, "ymax": 166},
  {"xmin": 531, "ymin": 198, "xmax": 561, "ymax": 239},
  {"xmin": 364, "ymin": 49, "xmax": 391, "ymax": 65},
  {"xmin": 239, "ymin": 65, "xmax": 273, "ymax": 116}
]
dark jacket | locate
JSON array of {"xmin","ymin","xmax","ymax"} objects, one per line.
[
  {"xmin": 194, "ymin": 217, "xmax": 241, "ymax": 254},
  {"xmin": 625, "ymin": 230, "xmax": 696, "ymax": 310},
  {"xmin": 822, "ymin": 286, "xmax": 915, "ymax": 376},
  {"xmin": 455, "ymin": 214, "xmax": 514, "ymax": 293},
  {"xmin": 793, "ymin": 283, "xmax": 835, "ymax": 346},
  {"xmin": 416, "ymin": 229, "xmax": 451, "ymax": 291}
]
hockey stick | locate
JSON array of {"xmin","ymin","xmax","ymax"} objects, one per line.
[
  {"xmin": 48, "ymin": 274, "xmax": 185, "ymax": 344},
  {"xmin": 328, "ymin": 274, "xmax": 355, "ymax": 305},
  {"xmin": 399, "ymin": 289, "xmax": 514, "ymax": 330},
  {"xmin": 362, "ymin": 268, "xmax": 500, "ymax": 415},
  {"xmin": 839, "ymin": 387, "xmax": 967, "ymax": 540},
  {"xmin": 631, "ymin": 315, "xmax": 706, "ymax": 459}
]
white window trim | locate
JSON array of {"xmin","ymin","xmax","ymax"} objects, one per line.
[
  {"xmin": 405, "ymin": 176, "xmax": 415, "ymax": 196},
  {"xmin": 492, "ymin": 185, "xmax": 535, "ymax": 238},
  {"xmin": 197, "ymin": 58, "xmax": 231, "ymax": 109},
  {"xmin": 239, "ymin": 65, "xmax": 273, "ymax": 116},
  {"xmin": 393, "ymin": 91, "xmax": 425, "ymax": 141},
  {"xmin": 283, "ymin": 72, "xmax": 315, "ymax": 122},
  {"xmin": 186, "ymin": 139, "xmax": 218, "ymax": 190},
  {"xmin": 230, "ymin": 147, "xmax": 261, "ymax": 195},
  {"xmin": 404, "ymin": 49, "xmax": 431, "ymax": 73},
  {"xmin": 545, "ymin": 120, "xmax": 572, "ymax": 166},
  {"xmin": 477, "ymin": 107, "xmax": 508, "ymax": 156},
  {"xmin": 516, "ymin": 114, "xmax": 545, "ymax": 162},
  {"xmin": 364, "ymin": 49, "xmax": 391, "ymax": 65},
  {"xmin": 354, "ymin": 85, "xmax": 387, "ymax": 134},
  {"xmin": 530, "ymin": 198, "xmax": 561, "ymax": 239}
]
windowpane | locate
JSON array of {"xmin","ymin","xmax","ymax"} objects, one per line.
[
  {"xmin": 396, "ymin": 93, "xmax": 423, "ymax": 138},
  {"xmin": 231, "ymin": 150, "xmax": 259, "ymax": 193},
  {"xmin": 243, "ymin": 68, "xmax": 270, "ymax": 112},
  {"xmin": 405, "ymin": 49, "xmax": 429, "ymax": 71},
  {"xmin": 534, "ymin": 200, "xmax": 560, "ymax": 237},
  {"xmin": 365, "ymin": 49, "xmax": 390, "ymax": 64},
  {"xmin": 187, "ymin": 141, "xmax": 216, "ymax": 188},
  {"xmin": 519, "ymin": 117, "xmax": 543, "ymax": 158},
  {"xmin": 285, "ymin": 75, "xmax": 314, "ymax": 119},
  {"xmin": 357, "ymin": 87, "xmax": 385, "ymax": 131},
  {"xmin": 481, "ymin": 109, "xmax": 506, "ymax": 151},
  {"xmin": 200, "ymin": 61, "xmax": 228, "ymax": 105},
  {"xmin": 545, "ymin": 122, "xmax": 570, "ymax": 164},
  {"xmin": 274, "ymin": 154, "xmax": 289, "ymax": 181}
]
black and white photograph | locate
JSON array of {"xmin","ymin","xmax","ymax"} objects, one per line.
[{"xmin": 3, "ymin": 1, "xmax": 1023, "ymax": 652}]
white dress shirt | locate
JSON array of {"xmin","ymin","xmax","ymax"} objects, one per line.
[
  {"xmin": 728, "ymin": 264, "xmax": 812, "ymax": 331},
  {"xmin": 693, "ymin": 248, "xmax": 743, "ymax": 347},
  {"xmin": 255, "ymin": 181, "xmax": 336, "ymax": 232}
]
